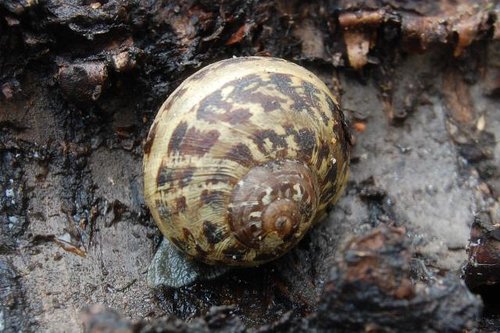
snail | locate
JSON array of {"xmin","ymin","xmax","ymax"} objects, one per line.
[{"xmin": 143, "ymin": 56, "xmax": 351, "ymax": 288}]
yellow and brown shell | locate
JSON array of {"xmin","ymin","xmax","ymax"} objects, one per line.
[{"xmin": 143, "ymin": 57, "xmax": 350, "ymax": 266}]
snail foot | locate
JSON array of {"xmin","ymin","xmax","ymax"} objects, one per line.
[{"xmin": 147, "ymin": 238, "xmax": 231, "ymax": 288}]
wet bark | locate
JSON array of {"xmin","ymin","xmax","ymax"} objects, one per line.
[{"xmin": 0, "ymin": 0, "xmax": 499, "ymax": 332}]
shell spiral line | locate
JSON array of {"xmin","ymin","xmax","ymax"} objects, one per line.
[{"xmin": 143, "ymin": 56, "xmax": 350, "ymax": 266}]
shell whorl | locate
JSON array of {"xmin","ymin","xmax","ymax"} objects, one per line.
[
  {"xmin": 143, "ymin": 56, "xmax": 350, "ymax": 267},
  {"xmin": 229, "ymin": 160, "xmax": 319, "ymax": 256}
]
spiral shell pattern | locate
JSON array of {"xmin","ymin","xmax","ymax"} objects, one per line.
[{"xmin": 143, "ymin": 57, "xmax": 350, "ymax": 266}]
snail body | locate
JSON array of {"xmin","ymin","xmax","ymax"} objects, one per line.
[{"xmin": 144, "ymin": 57, "xmax": 350, "ymax": 269}]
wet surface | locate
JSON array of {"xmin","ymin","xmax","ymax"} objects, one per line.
[{"xmin": 0, "ymin": 0, "xmax": 499, "ymax": 331}]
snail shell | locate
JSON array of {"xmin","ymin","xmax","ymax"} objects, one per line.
[{"xmin": 144, "ymin": 57, "xmax": 350, "ymax": 266}]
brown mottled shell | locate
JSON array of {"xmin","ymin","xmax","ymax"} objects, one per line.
[{"xmin": 143, "ymin": 57, "xmax": 350, "ymax": 266}]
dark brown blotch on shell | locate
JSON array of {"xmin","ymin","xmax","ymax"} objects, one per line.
[
  {"xmin": 170, "ymin": 237, "xmax": 187, "ymax": 252},
  {"xmin": 144, "ymin": 121, "xmax": 159, "ymax": 155},
  {"xmin": 174, "ymin": 196, "xmax": 187, "ymax": 213},
  {"xmin": 317, "ymin": 140, "xmax": 331, "ymax": 168},
  {"xmin": 336, "ymin": 114, "xmax": 353, "ymax": 159},
  {"xmin": 182, "ymin": 227, "xmax": 196, "ymax": 243},
  {"xmin": 302, "ymin": 81, "xmax": 322, "ymax": 108},
  {"xmin": 178, "ymin": 167, "xmax": 196, "ymax": 187},
  {"xmin": 195, "ymin": 244, "xmax": 208, "ymax": 257},
  {"xmin": 168, "ymin": 121, "xmax": 222, "ymax": 157},
  {"xmin": 196, "ymin": 90, "xmax": 237, "ymax": 123},
  {"xmin": 190, "ymin": 70, "xmax": 333, "ymax": 136},
  {"xmin": 225, "ymin": 143, "xmax": 256, "ymax": 168},
  {"xmin": 195, "ymin": 73, "xmax": 294, "ymax": 126},
  {"xmin": 298, "ymin": 201, "xmax": 314, "ymax": 218},
  {"xmin": 168, "ymin": 121, "xmax": 188, "ymax": 154},
  {"xmin": 222, "ymin": 246, "xmax": 247, "ymax": 262},
  {"xmin": 253, "ymin": 129, "xmax": 287, "ymax": 154},
  {"xmin": 182, "ymin": 127, "xmax": 220, "ymax": 156},
  {"xmin": 203, "ymin": 220, "xmax": 226, "ymax": 245},
  {"xmin": 275, "ymin": 148, "xmax": 288, "ymax": 159},
  {"xmin": 223, "ymin": 108, "xmax": 253, "ymax": 125},
  {"xmin": 156, "ymin": 165, "xmax": 196, "ymax": 188},
  {"xmin": 319, "ymin": 90, "xmax": 339, "ymax": 125},
  {"xmin": 262, "ymin": 99, "xmax": 282, "ymax": 112},
  {"xmin": 270, "ymin": 74, "xmax": 308, "ymax": 112},
  {"xmin": 294, "ymin": 128, "xmax": 316, "ymax": 159},
  {"xmin": 229, "ymin": 74, "xmax": 288, "ymax": 110},
  {"xmin": 156, "ymin": 166, "xmax": 174, "ymax": 187},
  {"xmin": 283, "ymin": 124, "xmax": 320, "ymax": 161},
  {"xmin": 200, "ymin": 189, "xmax": 226, "ymax": 205},
  {"xmin": 319, "ymin": 164, "xmax": 338, "ymax": 204},
  {"xmin": 270, "ymin": 73, "xmax": 328, "ymax": 125}
]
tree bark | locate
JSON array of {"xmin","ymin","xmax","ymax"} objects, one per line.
[{"xmin": 0, "ymin": 0, "xmax": 499, "ymax": 332}]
